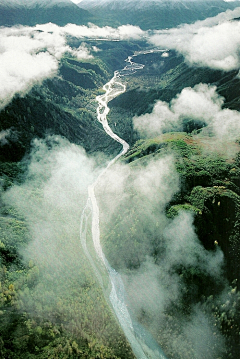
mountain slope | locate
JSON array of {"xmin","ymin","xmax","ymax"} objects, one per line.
[
  {"xmin": 79, "ymin": 0, "xmax": 240, "ymax": 29},
  {"xmin": 1, "ymin": 34, "xmax": 240, "ymax": 358},
  {"xmin": 96, "ymin": 48, "xmax": 240, "ymax": 358},
  {"xmin": 0, "ymin": 0, "xmax": 72, "ymax": 8},
  {"xmin": 0, "ymin": 0, "xmax": 96, "ymax": 26},
  {"xmin": 0, "ymin": 54, "xmax": 123, "ymax": 167}
]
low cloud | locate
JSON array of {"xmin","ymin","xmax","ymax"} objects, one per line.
[
  {"xmin": 149, "ymin": 7, "xmax": 240, "ymax": 71},
  {"xmin": 1, "ymin": 8, "xmax": 238, "ymax": 357},
  {"xmin": 123, "ymin": 210, "xmax": 224, "ymax": 319},
  {"xmin": 1, "ymin": 6, "xmax": 240, "ymax": 109},
  {"xmin": 134, "ymin": 83, "xmax": 240, "ymax": 141},
  {"xmin": 2, "ymin": 136, "xmax": 131, "ymax": 348},
  {"xmin": 0, "ymin": 25, "xmax": 64, "ymax": 109},
  {"xmin": 63, "ymin": 23, "xmax": 145, "ymax": 40},
  {"xmin": 0, "ymin": 129, "xmax": 12, "ymax": 146},
  {"xmin": 163, "ymin": 211, "xmax": 224, "ymax": 278},
  {"xmin": 97, "ymin": 153, "xmax": 226, "ymax": 358},
  {"xmin": 3, "ymin": 135, "xmax": 97, "ymax": 281},
  {"xmin": 182, "ymin": 305, "xmax": 225, "ymax": 359},
  {"xmin": 0, "ymin": 23, "xmax": 145, "ymax": 110},
  {"xmin": 92, "ymin": 45, "xmax": 101, "ymax": 52},
  {"xmin": 71, "ymin": 43, "xmax": 93, "ymax": 59},
  {"xmin": 2, "ymin": 131, "xmax": 229, "ymax": 359}
]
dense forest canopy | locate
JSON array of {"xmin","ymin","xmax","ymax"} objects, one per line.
[{"xmin": 0, "ymin": 1, "xmax": 240, "ymax": 358}]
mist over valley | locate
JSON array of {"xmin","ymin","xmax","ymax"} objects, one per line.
[{"xmin": 0, "ymin": 1, "xmax": 240, "ymax": 358}]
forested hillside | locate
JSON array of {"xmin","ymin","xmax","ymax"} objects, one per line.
[
  {"xmin": 0, "ymin": 41, "xmax": 141, "ymax": 358},
  {"xmin": 79, "ymin": 0, "xmax": 240, "ymax": 29},
  {"xmin": 0, "ymin": 0, "xmax": 96, "ymax": 26},
  {"xmin": 0, "ymin": 17, "xmax": 240, "ymax": 359},
  {"xmin": 98, "ymin": 49, "xmax": 240, "ymax": 358}
]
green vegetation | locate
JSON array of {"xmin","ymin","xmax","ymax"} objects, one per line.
[
  {"xmin": 80, "ymin": 1, "xmax": 240, "ymax": 31},
  {"xmin": 0, "ymin": 194, "xmax": 134, "ymax": 359},
  {"xmin": 106, "ymin": 48, "xmax": 240, "ymax": 352},
  {"xmin": 1, "ymin": 39, "xmax": 240, "ymax": 359},
  {"xmin": 122, "ymin": 132, "xmax": 240, "ymax": 269},
  {"xmin": 96, "ymin": 128, "xmax": 240, "ymax": 357},
  {"xmin": 0, "ymin": 5, "xmax": 96, "ymax": 27},
  {"xmin": 0, "ymin": 55, "xmax": 124, "ymax": 162},
  {"xmin": 109, "ymin": 51, "xmax": 240, "ymax": 121},
  {"xmin": 0, "ymin": 48, "xmax": 143, "ymax": 358}
]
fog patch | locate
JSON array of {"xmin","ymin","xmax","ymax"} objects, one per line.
[
  {"xmin": 134, "ymin": 83, "xmax": 240, "ymax": 142},
  {"xmin": 161, "ymin": 52, "xmax": 169, "ymax": 58},
  {"xmin": 163, "ymin": 211, "xmax": 224, "ymax": 278},
  {"xmin": 182, "ymin": 306, "xmax": 225, "ymax": 359},
  {"xmin": 149, "ymin": 7, "xmax": 240, "ymax": 71},
  {"xmin": 132, "ymin": 155, "xmax": 179, "ymax": 205},
  {"xmin": 0, "ymin": 22, "xmax": 146, "ymax": 110},
  {"xmin": 123, "ymin": 210, "xmax": 224, "ymax": 313},
  {"xmin": 0, "ymin": 25, "xmax": 66, "ymax": 109},
  {"xmin": 124, "ymin": 258, "xmax": 180, "ymax": 325},
  {"xmin": 98, "ymin": 154, "xmax": 179, "ymax": 232},
  {"xmin": 0, "ymin": 129, "xmax": 14, "ymax": 146},
  {"xmin": 2, "ymin": 136, "xmax": 228, "ymax": 358},
  {"xmin": 122, "ymin": 210, "xmax": 225, "ymax": 359},
  {"xmin": 92, "ymin": 45, "xmax": 101, "ymax": 52},
  {"xmin": 97, "ymin": 148, "xmax": 227, "ymax": 358},
  {"xmin": 63, "ymin": 23, "xmax": 145, "ymax": 40},
  {"xmin": 133, "ymin": 100, "xmax": 179, "ymax": 137},
  {"xmin": 3, "ymin": 135, "xmax": 97, "ymax": 277},
  {"xmin": 71, "ymin": 43, "xmax": 93, "ymax": 59}
]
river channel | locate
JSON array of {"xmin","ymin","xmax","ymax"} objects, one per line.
[{"xmin": 80, "ymin": 53, "xmax": 168, "ymax": 359}]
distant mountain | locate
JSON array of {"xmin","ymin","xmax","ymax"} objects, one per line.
[
  {"xmin": 0, "ymin": 0, "xmax": 72, "ymax": 8},
  {"xmin": 78, "ymin": 0, "xmax": 240, "ymax": 29},
  {"xmin": 0, "ymin": 0, "xmax": 96, "ymax": 26}
]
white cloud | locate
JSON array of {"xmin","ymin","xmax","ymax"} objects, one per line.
[
  {"xmin": 106, "ymin": 161, "xmax": 226, "ymax": 358},
  {"xmin": 4, "ymin": 136, "xmax": 96, "ymax": 270},
  {"xmin": 0, "ymin": 50, "xmax": 58, "ymax": 107},
  {"xmin": 185, "ymin": 22, "xmax": 240, "ymax": 70},
  {"xmin": 132, "ymin": 154, "xmax": 179, "ymax": 205},
  {"xmin": 133, "ymin": 100, "xmax": 179, "ymax": 137},
  {"xmin": 0, "ymin": 25, "xmax": 65, "ymax": 109},
  {"xmin": 134, "ymin": 83, "xmax": 240, "ymax": 142},
  {"xmin": 0, "ymin": 129, "xmax": 11, "ymax": 146},
  {"xmin": 63, "ymin": 23, "xmax": 145, "ymax": 40},
  {"xmin": 0, "ymin": 22, "xmax": 146, "ymax": 110},
  {"xmin": 163, "ymin": 211, "xmax": 224, "ymax": 277},
  {"xmin": 1, "ymin": 5, "xmax": 240, "ymax": 110},
  {"xmin": 161, "ymin": 52, "xmax": 169, "ymax": 58},
  {"xmin": 117, "ymin": 25, "xmax": 145, "ymax": 40},
  {"xmin": 71, "ymin": 43, "xmax": 93, "ymax": 59},
  {"xmin": 149, "ymin": 7, "xmax": 240, "ymax": 71},
  {"xmin": 92, "ymin": 45, "xmax": 101, "ymax": 52}
]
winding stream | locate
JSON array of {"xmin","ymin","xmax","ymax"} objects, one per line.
[{"xmin": 80, "ymin": 54, "xmax": 167, "ymax": 359}]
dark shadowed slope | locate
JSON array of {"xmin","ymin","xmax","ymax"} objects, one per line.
[
  {"xmin": 78, "ymin": 0, "xmax": 240, "ymax": 29},
  {"xmin": 0, "ymin": 0, "xmax": 96, "ymax": 26}
]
